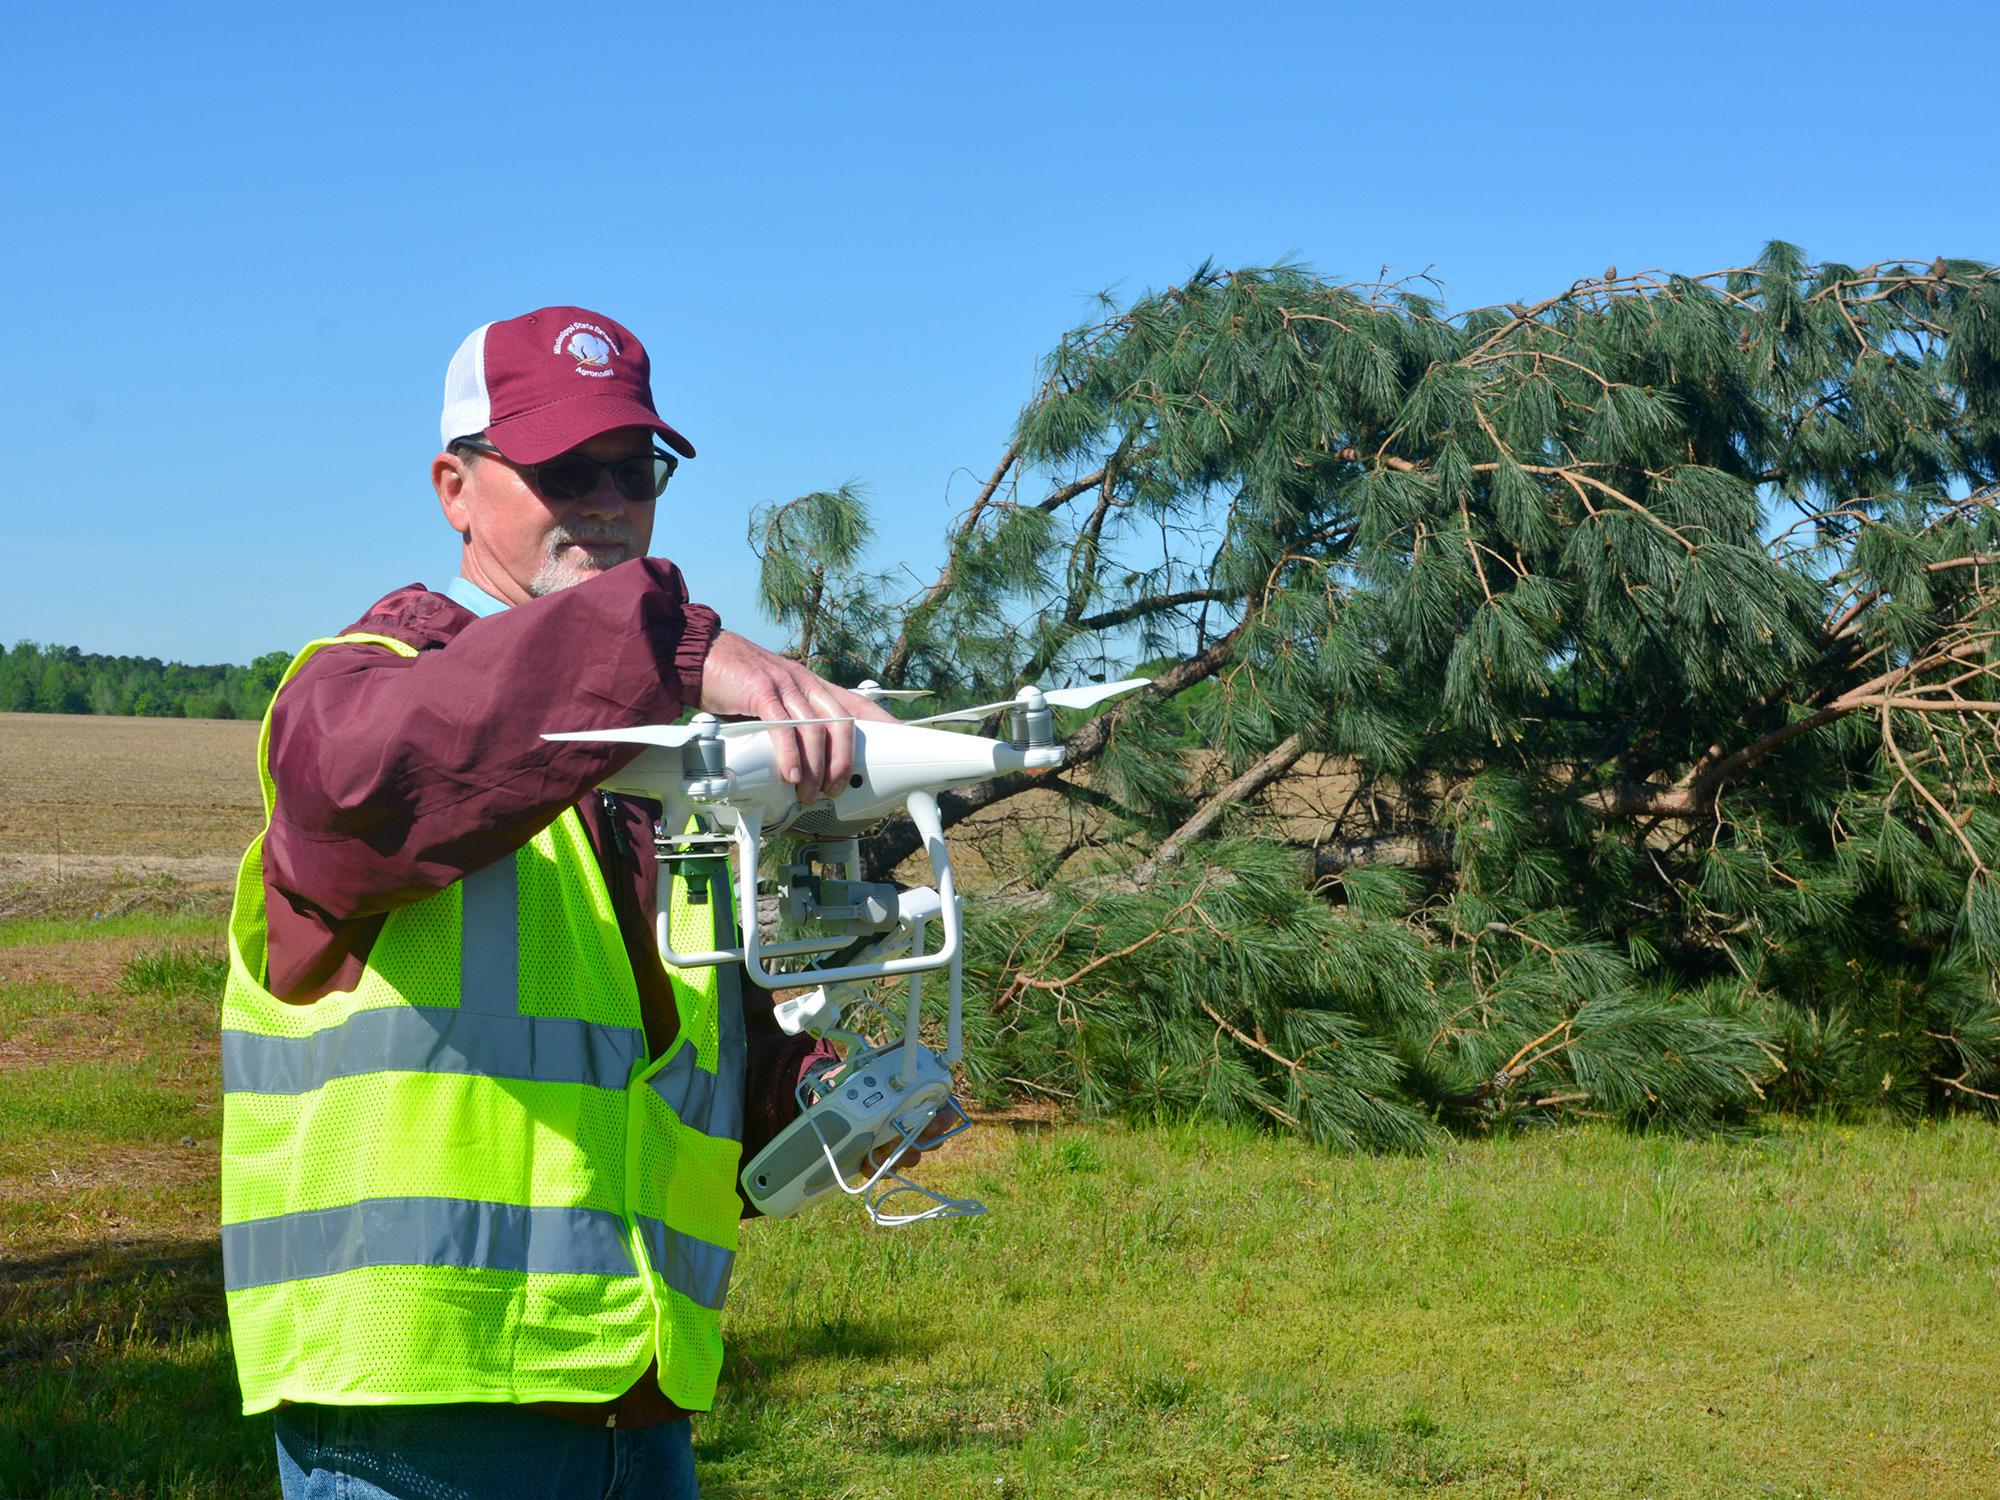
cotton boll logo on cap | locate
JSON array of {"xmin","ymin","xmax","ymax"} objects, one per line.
[{"xmin": 554, "ymin": 322, "xmax": 620, "ymax": 378}]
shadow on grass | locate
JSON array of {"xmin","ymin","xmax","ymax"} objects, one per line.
[
  {"xmin": 719, "ymin": 1304, "xmax": 937, "ymax": 1394},
  {"xmin": 869, "ymin": 1412, "xmax": 1030, "ymax": 1458},
  {"xmin": 1, "ymin": 1236, "xmax": 272, "ymax": 1499},
  {"xmin": 1, "ymin": 1236, "xmax": 223, "ymax": 1360}
]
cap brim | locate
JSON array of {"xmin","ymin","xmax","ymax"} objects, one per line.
[{"xmin": 486, "ymin": 395, "xmax": 696, "ymax": 463}]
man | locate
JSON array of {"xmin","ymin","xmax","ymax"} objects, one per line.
[{"xmin": 218, "ymin": 306, "xmax": 898, "ymax": 1499}]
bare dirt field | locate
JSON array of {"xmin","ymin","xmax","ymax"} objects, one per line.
[
  {"xmin": 0, "ymin": 712, "xmax": 261, "ymax": 869},
  {"xmin": 0, "ymin": 713, "xmax": 261, "ymax": 921}
]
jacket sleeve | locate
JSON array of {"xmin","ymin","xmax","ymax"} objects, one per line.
[{"xmin": 263, "ymin": 557, "xmax": 719, "ymax": 923}]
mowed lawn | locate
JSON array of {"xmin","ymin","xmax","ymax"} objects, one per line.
[{"xmin": 3, "ymin": 909, "xmax": 1998, "ymax": 1499}]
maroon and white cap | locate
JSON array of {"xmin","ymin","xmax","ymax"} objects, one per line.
[{"xmin": 439, "ymin": 306, "xmax": 695, "ymax": 463}]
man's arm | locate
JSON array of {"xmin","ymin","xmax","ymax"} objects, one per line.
[{"xmin": 264, "ymin": 557, "xmax": 717, "ymax": 924}]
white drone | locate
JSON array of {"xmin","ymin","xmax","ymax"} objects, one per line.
[{"xmin": 544, "ymin": 675, "xmax": 1149, "ymax": 1226}]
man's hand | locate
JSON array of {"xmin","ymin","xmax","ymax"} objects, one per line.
[
  {"xmin": 696, "ymin": 631, "xmax": 897, "ymax": 802},
  {"xmin": 864, "ymin": 1110, "xmax": 962, "ymax": 1176}
]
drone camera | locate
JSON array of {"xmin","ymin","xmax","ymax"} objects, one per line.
[
  {"xmin": 817, "ymin": 879, "xmax": 899, "ymax": 926},
  {"xmin": 781, "ymin": 840, "xmax": 902, "ymax": 932},
  {"xmin": 781, "ymin": 869, "xmax": 899, "ymax": 929}
]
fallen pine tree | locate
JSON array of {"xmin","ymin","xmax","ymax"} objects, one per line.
[{"xmin": 755, "ymin": 243, "xmax": 2000, "ymax": 1146}]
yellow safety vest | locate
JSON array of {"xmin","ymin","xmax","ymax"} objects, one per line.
[{"xmin": 220, "ymin": 635, "xmax": 746, "ymax": 1415}]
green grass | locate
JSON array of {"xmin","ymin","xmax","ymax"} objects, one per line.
[
  {"xmin": 704, "ymin": 1120, "xmax": 1999, "ymax": 1498},
  {"xmin": 3, "ymin": 923, "xmax": 1997, "ymax": 1498},
  {"xmin": 0, "ymin": 958, "xmax": 218, "ymax": 1168},
  {"xmin": 0, "ymin": 911, "xmax": 221, "ymax": 949},
  {"xmin": 117, "ymin": 944, "xmax": 229, "ymax": 998}
]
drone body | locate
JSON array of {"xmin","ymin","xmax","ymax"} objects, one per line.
[
  {"xmin": 554, "ymin": 717, "xmax": 1066, "ymax": 840},
  {"xmin": 542, "ymin": 677, "xmax": 1149, "ymax": 1226}
]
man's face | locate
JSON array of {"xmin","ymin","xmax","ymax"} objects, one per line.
[{"xmin": 432, "ymin": 426, "xmax": 659, "ymax": 606}]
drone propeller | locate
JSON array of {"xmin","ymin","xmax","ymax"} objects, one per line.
[
  {"xmin": 854, "ymin": 679, "xmax": 933, "ymax": 703},
  {"xmin": 911, "ymin": 677, "xmax": 1152, "ymax": 726},
  {"xmin": 544, "ymin": 714, "xmax": 855, "ymax": 749}
]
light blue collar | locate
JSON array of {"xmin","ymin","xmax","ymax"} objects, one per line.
[{"xmin": 446, "ymin": 576, "xmax": 511, "ymax": 618}]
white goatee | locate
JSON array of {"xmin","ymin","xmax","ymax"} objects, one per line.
[{"xmin": 527, "ymin": 522, "xmax": 635, "ymax": 596}]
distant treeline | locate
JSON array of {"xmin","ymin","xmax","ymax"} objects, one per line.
[{"xmin": 2, "ymin": 641, "xmax": 288, "ymax": 720}]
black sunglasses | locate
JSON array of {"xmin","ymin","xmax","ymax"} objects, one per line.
[{"xmin": 452, "ymin": 436, "xmax": 678, "ymax": 503}]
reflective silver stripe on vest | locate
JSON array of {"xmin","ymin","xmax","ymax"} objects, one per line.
[
  {"xmin": 459, "ymin": 857, "xmax": 519, "ymax": 1015},
  {"xmin": 222, "ymin": 839, "xmax": 648, "ymax": 1096},
  {"xmin": 221, "ymin": 1009, "xmax": 645, "ymax": 1095},
  {"xmin": 647, "ymin": 1039, "xmax": 744, "ymax": 1140},
  {"xmin": 221, "ymin": 1198, "xmax": 634, "ymax": 1292},
  {"xmin": 635, "ymin": 1215, "xmax": 735, "ymax": 1311}
]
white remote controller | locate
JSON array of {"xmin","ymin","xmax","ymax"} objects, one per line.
[{"xmin": 740, "ymin": 1042, "xmax": 955, "ymax": 1218}]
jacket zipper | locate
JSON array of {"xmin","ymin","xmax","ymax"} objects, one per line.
[{"xmin": 600, "ymin": 791, "xmax": 632, "ymax": 860}]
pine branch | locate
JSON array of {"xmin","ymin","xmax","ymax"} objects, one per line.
[
  {"xmin": 1878, "ymin": 700, "xmax": 1992, "ymax": 876},
  {"xmin": 1332, "ymin": 446, "xmax": 1418, "ymax": 472},
  {"xmin": 1534, "ymin": 466, "xmax": 1699, "ymax": 555},
  {"xmin": 840, "ymin": 250, "xmax": 2000, "ymax": 1141},
  {"xmin": 1132, "ymin": 732, "xmax": 1307, "ymax": 889},
  {"xmin": 1198, "ymin": 998, "xmax": 1306, "ymax": 1077},
  {"xmin": 1075, "ymin": 588, "xmax": 1234, "ymax": 631},
  {"xmin": 1487, "ymin": 1019, "xmax": 1577, "ymax": 1093},
  {"xmin": 1019, "ymin": 462, "xmax": 1125, "ymax": 686},
  {"xmin": 1034, "ymin": 469, "xmax": 1111, "ymax": 512},
  {"xmin": 990, "ymin": 877, "xmax": 1218, "ymax": 1015}
]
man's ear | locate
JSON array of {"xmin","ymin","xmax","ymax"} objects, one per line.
[{"xmin": 433, "ymin": 451, "xmax": 473, "ymax": 539}]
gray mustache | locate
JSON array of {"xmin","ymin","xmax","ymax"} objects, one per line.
[{"xmin": 547, "ymin": 522, "xmax": 631, "ymax": 548}]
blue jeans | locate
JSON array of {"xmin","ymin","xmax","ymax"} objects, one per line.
[{"xmin": 273, "ymin": 1403, "xmax": 698, "ymax": 1500}]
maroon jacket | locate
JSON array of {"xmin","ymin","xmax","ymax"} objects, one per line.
[{"xmin": 261, "ymin": 556, "xmax": 822, "ymax": 1426}]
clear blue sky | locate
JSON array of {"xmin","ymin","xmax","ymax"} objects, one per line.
[{"xmin": 5, "ymin": 0, "xmax": 1996, "ymax": 666}]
